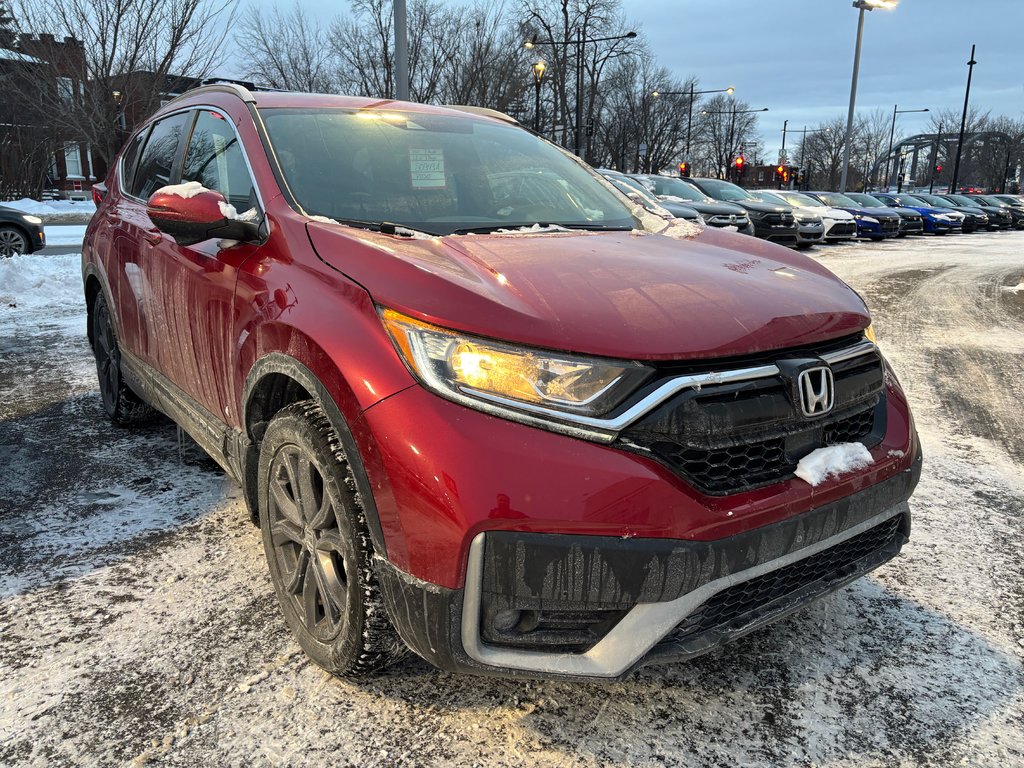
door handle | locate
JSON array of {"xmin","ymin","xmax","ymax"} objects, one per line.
[{"xmin": 143, "ymin": 228, "xmax": 163, "ymax": 245}]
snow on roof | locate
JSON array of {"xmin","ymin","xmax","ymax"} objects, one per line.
[{"xmin": 0, "ymin": 48, "xmax": 45, "ymax": 64}]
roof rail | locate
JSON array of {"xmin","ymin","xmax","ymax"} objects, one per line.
[
  {"xmin": 200, "ymin": 77, "xmax": 292, "ymax": 93},
  {"xmin": 442, "ymin": 105, "xmax": 519, "ymax": 125},
  {"xmin": 161, "ymin": 80, "xmax": 257, "ymax": 108}
]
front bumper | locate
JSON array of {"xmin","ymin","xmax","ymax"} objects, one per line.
[
  {"xmin": 751, "ymin": 219, "xmax": 799, "ymax": 245},
  {"xmin": 378, "ymin": 447, "xmax": 920, "ymax": 680},
  {"xmin": 824, "ymin": 220, "xmax": 857, "ymax": 240},
  {"xmin": 795, "ymin": 221, "xmax": 825, "ymax": 245}
]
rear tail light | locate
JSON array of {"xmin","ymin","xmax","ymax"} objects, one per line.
[{"xmin": 92, "ymin": 183, "xmax": 106, "ymax": 206}]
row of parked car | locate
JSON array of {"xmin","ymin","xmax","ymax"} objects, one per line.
[{"xmin": 597, "ymin": 168, "xmax": 1024, "ymax": 249}]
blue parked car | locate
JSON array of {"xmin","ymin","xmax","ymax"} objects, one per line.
[
  {"xmin": 873, "ymin": 192, "xmax": 964, "ymax": 235},
  {"xmin": 804, "ymin": 191, "xmax": 901, "ymax": 240}
]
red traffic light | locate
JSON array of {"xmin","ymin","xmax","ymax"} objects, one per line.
[
  {"xmin": 935, "ymin": 164, "xmax": 943, "ymax": 173},
  {"xmin": 678, "ymin": 161, "xmax": 690, "ymax": 177},
  {"xmin": 734, "ymin": 155, "xmax": 746, "ymax": 168},
  {"xmin": 776, "ymin": 165, "xmax": 785, "ymax": 174}
]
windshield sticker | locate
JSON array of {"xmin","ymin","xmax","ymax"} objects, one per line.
[{"xmin": 410, "ymin": 149, "xmax": 446, "ymax": 188}]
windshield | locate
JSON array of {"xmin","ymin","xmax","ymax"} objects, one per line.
[
  {"xmin": 695, "ymin": 178, "xmax": 756, "ymax": 202},
  {"xmin": 260, "ymin": 108, "xmax": 636, "ymax": 235},
  {"xmin": 778, "ymin": 192, "xmax": 824, "ymax": 208},
  {"xmin": 751, "ymin": 191, "xmax": 788, "ymax": 206},
  {"xmin": 814, "ymin": 192, "xmax": 859, "ymax": 207},
  {"xmin": 978, "ymin": 195, "xmax": 1006, "ymax": 207},
  {"xmin": 916, "ymin": 194, "xmax": 955, "ymax": 208},
  {"xmin": 848, "ymin": 193, "xmax": 886, "ymax": 207},
  {"xmin": 602, "ymin": 175, "xmax": 660, "ymax": 207},
  {"xmin": 644, "ymin": 176, "xmax": 712, "ymax": 203},
  {"xmin": 946, "ymin": 194, "xmax": 981, "ymax": 207}
]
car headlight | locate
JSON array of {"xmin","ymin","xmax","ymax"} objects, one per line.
[
  {"xmin": 933, "ymin": 214, "xmax": 950, "ymax": 222},
  {"xmin": 854, "ymin": 215, "xmax": 879, "ymax": 224},
  {"xmin": 380, "ymin": 308, "xmax": 654, "ymax": 422},
  {"xmin": 864, "ymin": 323, "xmax": 876, "ymax": 343},
  {"xmin": 21, "ymin": 214, "xmax": 43, "ymax": 225}
]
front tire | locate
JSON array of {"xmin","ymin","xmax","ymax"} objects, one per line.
[
  {"xmin": 258, "ymin": 401, "xmax": 405, "ymax": 676},
  {"xmin": 0, "ymin": 226, "xmax": 28, "ymax": 257}
]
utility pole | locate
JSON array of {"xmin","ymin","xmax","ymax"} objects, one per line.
[
  {"xmin": 839, "ymin": 4, "xmax": 866, "ymax": 192},
  {"xmin": 394, "ymin": 0, "xmax": 409, "ymax": 100},
  {"xmin": 950, "ymin": 44, "xmax": 977, "ymax": 194},
  {"xmin": 928, "ymin": 122, "xmax": 943, "ymax": 193}
]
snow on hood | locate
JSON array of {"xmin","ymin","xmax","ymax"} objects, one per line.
[{"xmin": 306, "ymin": 219, "xmax": 869, "ymax": 360}]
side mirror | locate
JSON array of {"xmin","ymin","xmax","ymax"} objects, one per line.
[{"xmin": 147, "ymin": 183, "xmax": 260, "ymax": 247}]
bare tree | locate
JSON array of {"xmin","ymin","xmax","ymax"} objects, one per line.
[
  {"xmin": 12, "ymin": 0, "xmax": 235, "ymax": 169},
  {"xmin": 694, "ymin": 94, "xmax": 764, "ymax": 179},
  {"xmin": 235, "ymin": 4, "xmax": 338, "ymax": 92},
  {"xmin": 794, "ymin": 117, "xmax": 848, "ymax": 190}
]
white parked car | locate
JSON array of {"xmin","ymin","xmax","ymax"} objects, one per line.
[{"xmin": 752, "ymin": 190, "xmax": 857, "ymax": 242}]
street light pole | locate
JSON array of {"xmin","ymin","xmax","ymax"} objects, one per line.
[
  {"xmin": 532, "ymin": 61, "xmax": 546, "ymax": 133},
  {"xmin": 884, "ymin": 104, "xmax": 929, "ymax": 190},
  {"xmin": 527, "ymin": 29, "xmax": 636, "ymax": 159},
  {"xmin": 652, "ymin": 85, "xmax": 733, "ymax": 160},
  {"xmin": 950, "ymin": 43, "xmax": 977, "ymax": 194},
  {"xmin": 394, "ymin": 0, "xmax": 409, "ymax": 100},
  {"xmin": 701, "ymin": 106, "xmax": 768, "ymax": 180},
  {"xmin": 840, "ymin": 0, "xmax": 899, "ymax": 192}
]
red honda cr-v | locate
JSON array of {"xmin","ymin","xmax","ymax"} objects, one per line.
[{"xmin": 83, "ymin": 83, "xmax": 920, "ymax": 681}]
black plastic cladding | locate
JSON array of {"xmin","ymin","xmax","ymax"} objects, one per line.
[{"xmin": 660, "ymin": 513, "xmax": 905, "ymax": 648}]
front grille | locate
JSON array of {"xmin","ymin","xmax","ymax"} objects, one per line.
[
  {"xmin": 659, "ymin": 514, "xmax": 904, "ymax": 649},
  {"xmin": 881, "ymin": 218, "xmax": 900, "ymax": 233},
  {"xmin": 762, "ymin": 212, "xmax": 794, "ymax": 226},
  {"xmin": 900, "ymin": 217, "xmax": 924, "ymax": 232},
  {"xmin": 619, "ymin": 341, "xmax": 886, "ymax": 495},
  {"xmin": 827, "ymin": 222, "xmax": 857, "ymax": 237},
  {"xmin": 648, "ymin": 404, "xmax": 880, "ymax": 494}
]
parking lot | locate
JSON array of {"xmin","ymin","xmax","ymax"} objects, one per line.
[{"xmin": 1, "ymin": 232, "xmax": 1022, "ymax": 767}]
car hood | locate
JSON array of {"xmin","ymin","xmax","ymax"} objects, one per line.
[
  {"xmin": 657, "ymin": 200, "xmax": 701, "ymax": 219},
  {"xmin": 308, "ymin": 222, "xmax": 869, "ymax": 361},
  {"xmin": 821, "ymin": 207, "xmax": 854, "ymax": 220},
  {"xmin": 675, "ymin": 199, "xmax": 748, "ymax": 217},
  {"xmin": 732, "ymin": 200, "xmax": 790, "ymax": 214},
  {"xmin": 838, "ymin": 206, "xmax": 896, "ymax": 219}
]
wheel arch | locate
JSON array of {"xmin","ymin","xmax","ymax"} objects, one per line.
[{"xmin": 241, "ymin": 351, "xmax": 390, "ymax": 558}]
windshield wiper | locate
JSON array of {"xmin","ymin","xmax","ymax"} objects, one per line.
[
  {"xmin": 449, "ymin": 222, "xmax": 632, "ymax": 235},
  {"xmin": 308, "ymin": 216, "xmax": 441, "ymax": 238}
]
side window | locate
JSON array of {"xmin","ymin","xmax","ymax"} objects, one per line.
[
  {"xmin": 181, "ymin": 111, "xmax": 256, "ymax": 213},
  {"xmin": 119, "ymin": 128, "xmax": 149, "ymax": 194},
  {"xmin": 131, "ymin": 111, "xmax": 191, "ymax": 200}
]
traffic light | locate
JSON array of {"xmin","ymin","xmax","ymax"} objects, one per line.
[
  {"xmin": 935, "ymin": 164, "xmax": 943, "ymax": 174},
  {"xmin": 678, "ymin": 161, "xmax": 690, "ymax": 177},
  {"xmin": 734, "ymin": 155, "xmax": 746, "ymax": 170}
]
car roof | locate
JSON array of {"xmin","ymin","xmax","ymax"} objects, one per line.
[{"xmin": 160, "ymin": 83, "xmax": 517, "ymax": 126}]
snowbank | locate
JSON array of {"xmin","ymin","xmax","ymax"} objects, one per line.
[
  {"xmin": 0, "ymin": 253, "xmax": 82, "ymax": 311},
  {"xmin": 2, "ymin": 198, "xmax": 96, "ymax": 216},
  {"xmin": 794, "ymin": 442, "xmax": 874, "ymax": 486}
]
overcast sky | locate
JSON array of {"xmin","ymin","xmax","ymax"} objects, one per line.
[
  {"xmin": 628, "ymin": 0, "xmax": 1023, "ymax": 158},
  {"xmin": 269, "ymin": 0, "xmax": 1022, "ymax": 158}
]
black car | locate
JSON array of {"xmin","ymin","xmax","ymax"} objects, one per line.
[
  {"xmin": 682, "ymin": 177, "xmax": 798, "ymax": 246},
  {"xmin": 0, "ymin": 205, "xmax": 46, "ymax": 257},
  {"xmin": 940, "ymin": 194, "xmax": 1013, "ymax": 230},
  {"xmin": 845, "ymin": 193, "xmax": 924, "ymax": 237},
  {"xmin": 968, "ymin": 194, "xmax": 1024, "ymax": 229},
  {"xmin": 913, "ymin": 193, "xmax": 989, "ymax": 233},
  {"xmin": 597, "ymin": 169, "xmax": 701, "ymax": 221},
  {"xmin": 633, "ymin": 174, "xmax": 754, "ymax": 235}
]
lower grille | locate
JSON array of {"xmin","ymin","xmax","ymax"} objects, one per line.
[
  {"xmin": 648, "ymin": 403, "xmax": 880, "ymax": 494},
  {"xmin": 659, "ymin": 514, "xmax": 905, "ymax": 649}
]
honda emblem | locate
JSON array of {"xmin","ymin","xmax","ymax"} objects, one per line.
[{"xmin": 797, "ymin": 366, "xmax": 834, "ymax": 417}]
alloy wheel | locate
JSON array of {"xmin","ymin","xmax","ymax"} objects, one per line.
[
  {"xmin": 267, "ymin": 444, "xmax": 352, "ymax": 642},
  {"xmin": 0, "ymin": 228, "xmax": 28, "ymax": 257}
]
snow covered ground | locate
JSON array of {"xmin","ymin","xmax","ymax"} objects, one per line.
[
  {"xmin": 42, "ymin": 225, "xmax": 89, "ymax": 247},
  {"xmin": 1, "ymin": 234, "xmax": 1023, "ymax": 767},
  {"xmin": 2, "ymin": 198, "xmax": 96, "ymax": 216}
]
